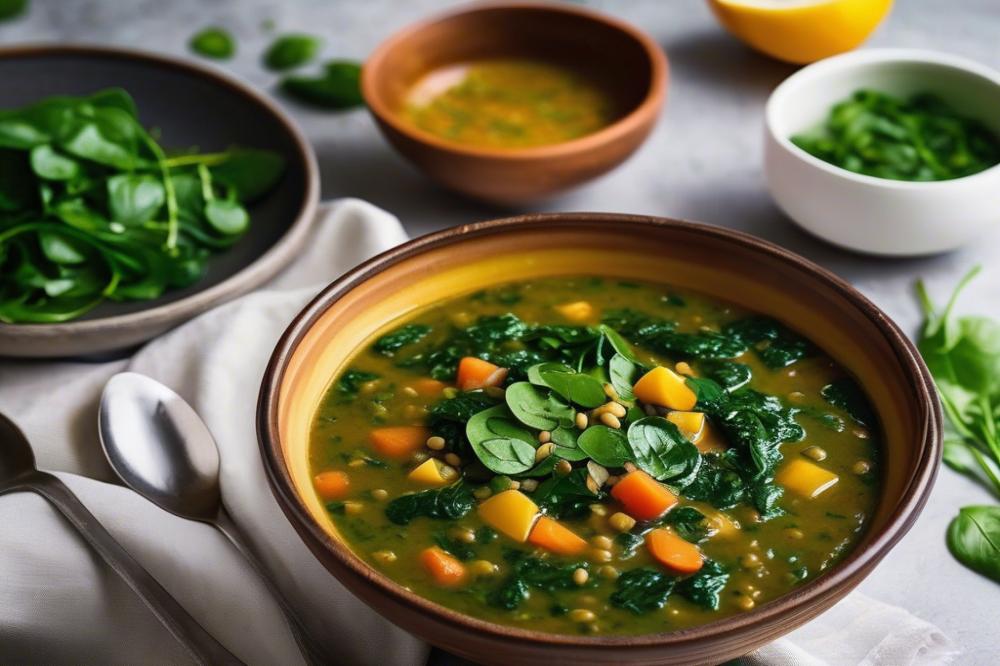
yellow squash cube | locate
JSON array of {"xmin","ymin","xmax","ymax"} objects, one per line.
[
  {"xmin": 633, "ymin": 366, "xmax": 697, "ymax": 411},
  {"xmin": 666, "ymin": 411, "xmax": 706, "ymax": 443},
  {"xmin": 777, "ymin": 458, "xmax": 839, "ymax": 498},
  {"xmin": 407, "ymin": 459, "xmax": 454, "ymax": 487},
  {"xmin": 477, "ymin": 490, "xmax": 540, "ymax": 542},
  {"xmin": 555, "ymin": 301, "xmax": 595, "ymax": 322}
]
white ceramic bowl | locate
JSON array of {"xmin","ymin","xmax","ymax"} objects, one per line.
[{"xmin": 765, "ymin": 49, "xmax": 1000, "ymax": 256}]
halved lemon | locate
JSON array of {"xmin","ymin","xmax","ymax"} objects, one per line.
[{"xmin": 707, "ymin": 0, "xmax": 893, "ymax": 64}]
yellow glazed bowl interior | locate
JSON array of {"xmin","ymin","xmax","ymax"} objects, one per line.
[{"xmin": 260, "ymin": 214, "xmax": 939, "ymax": 665}]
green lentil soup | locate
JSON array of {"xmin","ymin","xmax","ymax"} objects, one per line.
[{"xmin": 308, "ymin": 276, "xmax": 880, "ymax": 635}]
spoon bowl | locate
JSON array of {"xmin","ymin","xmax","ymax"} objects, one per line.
[
  {"xmin": 99, "ymin": 372, "xmax": 327, "ymax": 665},
  {"xmin": 100, "ymin": 372, "xmax": 221, "ymax": 522},
  {"xmin": 0, "ymin": 413, "xmax": 36, "ymax": 484}
]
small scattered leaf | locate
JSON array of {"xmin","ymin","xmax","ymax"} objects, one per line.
[{"xmin": 190, "ymin": 27, "xmax": 236, "ymax": 59}]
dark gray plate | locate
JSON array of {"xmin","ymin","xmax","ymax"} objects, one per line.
[{"xmin": 0, "ymin": 45, "xmax": 319, "ymax": 358}]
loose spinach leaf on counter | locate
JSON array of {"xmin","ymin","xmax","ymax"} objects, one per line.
[
  {"xmin": 281, "ymin": 61, "xmax": 364, "ymax": 110},
  {"xmin": 384, "ymin": 483, "xmax": 474, "ymax": 525},
  {"xmin": 374, "ymin": 323, "xmax": 432, "ymax": 355},
  {"xmin": 0, "ymin": 0, "xmax": 27, "ymax": 21},
  {"xmin": 610, "ymin": 567, "xmax": 676, "ymax": 614},
  {"xmin": 917, "ymin": 268, "xmax": 1000, "ymax": 583},
  {"xmin": 264, "ymin": 33, "xmax": 323, "ymax": 71},
  {"xmin": 189, "ymin": 27, "xmax": 236, "ymax": 59},
  {"xmin": 946, "ymin": 505, "xmax": 1000, "ymax": 583}
]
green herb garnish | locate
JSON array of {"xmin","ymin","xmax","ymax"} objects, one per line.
[{"xmin": 792, "ymin": 90, "xmax": 1000, "ymax": 182}]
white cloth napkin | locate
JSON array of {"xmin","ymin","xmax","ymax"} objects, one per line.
[{"xmin": 0, "ymin": 199, "xmax": 956, "ymax": 666}]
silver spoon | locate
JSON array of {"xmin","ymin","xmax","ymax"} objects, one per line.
[
  {"xmin": 0, "ymin": 412, "xmax": 242, "ymax": 666},
  {"xmin": 98, "ymin": 372, "xmax": 326, "ymax": 666}
]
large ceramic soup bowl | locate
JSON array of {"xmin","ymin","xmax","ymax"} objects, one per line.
[{"xmin": 258, "ymin": 214, "xmax": 940, "ymax": 665}]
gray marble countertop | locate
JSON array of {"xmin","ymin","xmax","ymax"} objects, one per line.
[{"xmin": 3, "ymin": 1, "xmax": 999, "ymax": 663}]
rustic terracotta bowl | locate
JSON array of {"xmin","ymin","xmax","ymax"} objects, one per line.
[
  {"xmin": 361, "ymin": 3, "xmax": 668, "ymax": 204},
  {"xmin": 258, "ymin": 214, "xmax": 940, "ymax": 666}
]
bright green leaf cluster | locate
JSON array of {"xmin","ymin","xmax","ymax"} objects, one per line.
[
  {"xmin": 0, "ymin": 89, "xmax": 285, "ymax": 323},
  {"xmin": 916, "ymin": 267, "xmax": 1000, "ymax": 583},
  {"xmin": 792, "ymin": 90, "xmax": 1000, "ymax": 182}
]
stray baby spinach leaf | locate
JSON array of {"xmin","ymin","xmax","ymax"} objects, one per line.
[
  {"xmin": 281, "ymin": 60, "xmax": 364, "ymax": 110},
  {"xmin": 946, "ymin": 505, "xmax": 1000, "ymax": 583},
  {"xmin": 264, "ymin": 33, "xmax": 323, "ymax": 71},
  {"xmin": 189, "ymin": 27, "xmax": 236, "ymax": 59}
]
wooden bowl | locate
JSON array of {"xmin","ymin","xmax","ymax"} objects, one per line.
[
  {"xmin": 0, "ymin": 45, "xmax": 319, "ymax": 358},
  {"xmin": 258, "ymin": 214, "xmax": 940, "ymax": 665},
  {"xmin": 361, "ymin": 3, "xmax": 668, "ymax": 204}
]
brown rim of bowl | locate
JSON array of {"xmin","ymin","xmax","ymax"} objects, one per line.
[
  {"xmin": 0, "ymin": 43, "xmax": 320, "ymax": 335},
  {"xmin": 360, "ymin": 1, "xmax": 669, "ymax": 161},
  {"xmin": 258, "ymin": 213, "xmax": 941, "ymax": 648}
]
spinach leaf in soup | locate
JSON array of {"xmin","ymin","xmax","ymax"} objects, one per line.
[
  {"xmin": 676, "ymin": 560, "xmax": 730, "ymax": 610},
  {"xmin": 489, "ymin": 551, "xmax": 591, "ymax": 610},
  {"xmin": 427, "ymin": 392, "xmax": 498, "ymax": 452},
  {"xmin": 821, "ymin": 378, "xmax": 878, "ymax": 427},
  {"xmin": 723, "ymin": 316, "xmax": 813, "ymax": 369},
  {"xmin": 626, "ymin": 417, "xmax": 701, "ymax": 485},
  {"xmin": 528, "ymin": 362, "xmax": 606, "ymax": 408},
  {"xmin": 577, "ymin": 425, "xmax": 633, "ymax": 468},
  {"xmin": 384, "ymin": 483, "xmax": 474, "ymax": 525},
  {"xmin": 336, "ymin": 369, "xmax": 379, "ymax": 397},
  {"xmin": 699, "ymin": 360, "xmax": 752, "ymax": 393},
  {"xmin": 659, "ymin": 506, "xmax": 710, "ymax": 543},
  {"xmin": 533, "ymin": 468, "xmax": 601, "ymax": 519},
  {"xmin": 608, "ymin": 353, "xmax": 639, "ymax": 401},
  {"xmin": 610, "ymin": 567, "xmax": 676, "ymax": 614},
  {"xmin": 374, "ymin": 323, "xmax": 432, "ymax": 355},
  {"xmin": 466, "ymin": 405, "xmax": 538, "ymax": 475},
  {"xmin": 505, "ymin": 381, "xmax": 576, "ymax": 431}
]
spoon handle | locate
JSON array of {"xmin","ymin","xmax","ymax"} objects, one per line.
[
  {"xmin": 27, "ymin": 472, "xmax": 245, "ymax": 666},
  {"xmin": 215, "ymin": 508, "xmax": 327, "ymax": 666}
]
